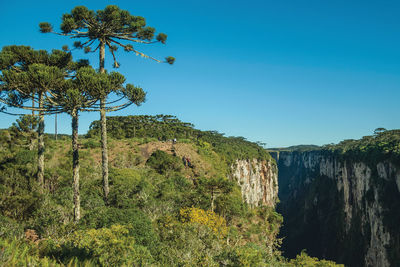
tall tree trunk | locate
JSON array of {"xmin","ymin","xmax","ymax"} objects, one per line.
[
  {"xmin": 55, "ymin": 113, "xmax": 57, "ymax": 140},
  {"xmin": 37, "ymin": 92, "xmax": 45, "ymax": 187},
  {"xmin": 211, "ymin": 189, "xmax": 215, "ymax": 212},
  {"xmin": 29, "ymin": 92, "xmax": 35, "ymax": 150},
  {"xmin": 99, "ymin": 41, "xmax": 109, "ymax": 203},
  {"xmin": 31, "ymin": 92, "xmax": 35, "ymax": 130},
  {"xmin": 72, "ymin": 109, "xmax": 80, "ymax": 221}
]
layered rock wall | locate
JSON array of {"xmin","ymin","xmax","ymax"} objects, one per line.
[
  {"xmin": 230, "ymin": 159, "xmax": 278, "ymax": 207},
  {"xmin": 276, "ymin": 151, "xmax": 400, "ymax": 267}
]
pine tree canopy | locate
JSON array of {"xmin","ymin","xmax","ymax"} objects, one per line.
[
  {"xmin": 0, "ymin": 45, "xmax": 144, "ymax": 115},
  {"xmin": 51, "ymin": 66, "xmax": 146, "ymax": 113},
  {"xmin": 39, "ymin": 5, "xmax": 175, "ymax": 67},
  {"xmin": 0, "ymin": 46, "xmax": 73, "ymax": 114}
]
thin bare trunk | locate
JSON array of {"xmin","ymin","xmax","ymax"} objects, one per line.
[
  {"xmin": 30, "ymin": 92, "xmax": 35, "ymax": 150},
  {"xmin": 37, "ymin": 93, "xmax": 44, "ymax": 187},
  {"xmin": 72, "ymin": 109, "xmax": 80, "ymax": 221},
  {"xmin": 211, "ymin": 189, "xmax": 215, "ymax": 212},
  {"xmin": 99, "ymin": 41, "xmax": 109, "ymax": 203},
  {"xmin": 100, "ymin": 98, "xmax": 109, "ymax": 203},
  {"xmin": 55, "ymin": 113, "xmax": 57, "ymax": 140},
  {"xmin": 31, "ymin": 93, "xmax": 35, "ymax": 130}
]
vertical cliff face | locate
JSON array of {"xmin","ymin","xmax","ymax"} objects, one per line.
[
  {"xmin": 230, "ymin": 159, "xmax": 278, "ymax": 207},
  {"xmin": 276, "ymin": 151, "xmax": 400, "ymax": 267}
]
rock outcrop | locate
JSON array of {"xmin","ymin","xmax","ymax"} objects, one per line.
[
  {"xmin": 275, "ymin": 150, "xmax": 400, "ymax": 267},
  {"xmin": 230, "ymin": 159, "xmax": 278, "ymax": 207}
]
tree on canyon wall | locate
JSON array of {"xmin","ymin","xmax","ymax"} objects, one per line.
[{"xmin": 40, "ymin": 5, "xmax": 174, "ymax": 202}]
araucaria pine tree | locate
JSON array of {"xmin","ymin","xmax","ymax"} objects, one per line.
[
  {"xmin": 40, "ymin": 5, "xmax": 174, "ymax": 202},
  {"xmin": 51, "ymin": 66, "xmax": 145, "ymax": 221},
  {"xmin": 0, "ymin": 46, "xmax": 72, "ymax": 188}
]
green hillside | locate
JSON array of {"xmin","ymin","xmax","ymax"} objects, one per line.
[{"xmin": 0, "ymin": 115, "xmax": 342, "ymax": 266}]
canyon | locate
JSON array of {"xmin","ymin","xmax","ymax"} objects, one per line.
[{"xmin": 268, "ymin": 149, "xmax": 400, "ymax": 267}]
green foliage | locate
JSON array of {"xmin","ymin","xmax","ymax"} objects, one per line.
[
  {"xmin": 156, "ymin": 215, "xmax": 222, "ymax": 266},
  {"xmin": 30, "ymin": 195, "xmax": 73, "ymax": 237},
  {"xmin": 215, "ymin": 186, "xmax": 246, "ymax": 221},
  {"xmin": 81, "ymin": 207, "xmax": 159, "ymax": 250},
  {"xmin": 0, "ymin": 215, "xmax": 23, "ymax": 239},
  {"xmin": 108, "ymin": 168, "xmax": 153, "ymax": 208},
  {"xmin": 82, "ymin": 138, "xmax": 100, "ymax": 149},
  {"xmin": 88, "ymin": 115, "xmax": 272, "ymax": 165},
  {"xmin": 44, "ymin": 224, "xmax": 153, "ymax": 266},
  {"xmin": 268, "ymin": 144, "xmax": 321, "ymax": 152},
  {"xmin": 0, "ymin": 149, "xmax": 41, "ymax": 220},
  {"xmin": 0, "ymin": 238, "xmax": 65, "ymax": 266},
  {"xmin": 146, "ymin": 150, "xmax": 182, "ymax": 174},
  {"xmin": 0, "ymin": 45, "xmax": 73, "ymax": 113},
  {"xmin": 289, "ymin": 251, "xmax": 345, "ymax": 266},
  {"xmin": 194, "ymin": 176, "xmax": 235, "ymax": 212},
  {"xmin": 8, "ymin": 115, "xmax": 38, "ymax": 148},
  {"xmin": 0, "ymin": 115, "xmax": 346, "ymax": 266},
  {"xmin": 216, "ymin": 243, "xmax": 265, "ymax": 267},
  {"xmin": 323, "ymin": 129, "xmax": 400, "ymax": 162}
]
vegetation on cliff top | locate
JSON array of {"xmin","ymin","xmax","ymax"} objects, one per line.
[
  {"xmin": 323, "ymin": 129, "xmax": 400, "ymax": 162},
  {"xmin": 0, "ymin": 115, "xmax": 345, "ymax": 266},
  {"xmin": 87, "ymin": 115, "xmax": 273, "ymax": 164},
  {"xmin": 270, "ymin": 129, "xmax": 400, "ymax": 162}
]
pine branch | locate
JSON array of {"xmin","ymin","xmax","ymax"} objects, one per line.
[
  {"xmin": 109, "ymin": 39, "xmax": 162, "ymax": 63},
  {"xmin": 112, "ymin": 35, "xmax": 157, "ymax": 44}
]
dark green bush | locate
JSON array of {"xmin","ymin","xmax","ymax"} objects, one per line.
[
  {"xmin": 146, "ymin": 150, "xmax": 182, "ymax": 174},
  {"xmin": 80, "ymin": 207, "xmax": 159, "ymax": 249}
]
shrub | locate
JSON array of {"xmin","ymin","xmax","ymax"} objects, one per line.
[
  {"xmin": 81, "ymin": 207, "xmax": 159, "ymax": 251},
  {"xmin": 156, "ymin": 215, "xmax": 221, "ymax": 266},
  {"xmin": 108, "ymin": 168, "xmax": 153, "ymax": 208},
  {"xmin": 215, "ymin": 186, "xmax": 246, "ymax": 221},
  {"xmin": 289, "ymin": 251, "xmax": 345, "ymax": 266},
  {"xmin": 146, "ymin": 150, "xmax": 182, "ymax": 174},
  {"xmin": 0, "ymin": 215, "xmax": 23, "ymax": 239},
  {"xmin": 180, "ymin": 207, "xmax": 228, "ymax": 238},
  {"xmin": 45, "ymin": 225, "xmax": 153, "ymax": 266},
  {"xmin": 0, "ymin": 238, "xmax": 62, "ymax": 266},
  {"xmin": 82, "ymin": 138, "xmax": 100, "ymax": 149},
  {"xmin": 216, "ymin": 243, "xmax": 265, "ymax": 267}
]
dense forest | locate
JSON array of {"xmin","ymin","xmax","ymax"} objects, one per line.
[
  {"xmin": 323, "ymin": 129, "xmax": 400, "ymax": 162},
  {"xmin": 0, "ymin": 115, "xmax": 345, "ymax": 266},
  {"xmin": 87, "ymin": 115, "xmax": 272, "ymax": 164}
]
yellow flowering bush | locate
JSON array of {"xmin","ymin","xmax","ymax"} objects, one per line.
[{"xmin": 180, "ymin": 207, "xmax": 228, "ymax": 238}]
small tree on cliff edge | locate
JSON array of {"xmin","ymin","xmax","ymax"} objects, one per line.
[{"xmin": 40, "ymin": 5, "xmax": 174, "ymax": 203}]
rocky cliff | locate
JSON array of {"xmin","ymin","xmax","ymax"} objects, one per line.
[
  {"xmin": 230, "ymin": 159, "xmax": 278, "ymax": 207},
  {"xmin": 275, "ymin": 150, "xmax": 400, "ymax": 267}
]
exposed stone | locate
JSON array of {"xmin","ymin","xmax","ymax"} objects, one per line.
[
  {"xmin": 230, "ymin": 159, "xmax": 278, "ymax": 207},
  {"xmin": 277, "ymin": 151, "xmax": 397, "ymax": 267},
  {"xmin": 377, "ymin": 162, "xmax": 388, "ymax": 180}
]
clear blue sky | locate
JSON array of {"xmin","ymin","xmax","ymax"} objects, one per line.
[{"xmin": 1, "ymin": 0, "xmax": 399, "ymax": 147}]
